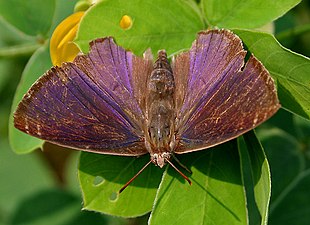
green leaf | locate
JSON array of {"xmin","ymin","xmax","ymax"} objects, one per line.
[
  {"xmin": 48, "ymin": 0, "xmax": 80, "ymax": 37},
  {"xmin": 78, "ymin": 152, "xmax": 162, "ymax": 217},
  {"xmin": 238, "ymin": 131, "xmax": 271, "ymax": 225},
  {"xmin": 256, "ymin": 127, "xmax": 304, "ymax": 208},
  {"xmin": 0, "ymin": 14, "xmax": 34, "ymax": 47},
  {"xmin": 149, "ymin": 141, "xmax": 247, "ymax": 225},
  {"xmin": 202, "ymin": 0, "xmax": 301, "ymax": 29},
  {"xmin": 261, "ymin": 109, "xmax": 297, "ymax": 137},
  {"xmin": 0, "ymin": 0, "xmax": 56, "ymax": 36},
  {"xmin": 0, "ymin": 138, "xmax": 53, "ymax": 216},
  {"xmin": 234, "ymin": 29, "xmax": 310, "ymax": 120},
  {"xmin": 9, "ymin": 45, "xmax": 51, "ymax": 154},
  {"xmin": 9, "ymin": 189, "xmax": 107, "ymax": 225},
  {"xmin": 276, "ymin": 23, "xmax": 310, "ymax": 43},
  {"xmin": 268, "ymin": 170, "xmax": 310, "ymax": 225},
  {"xmin": 75, "ymin": 0, "xmax": 204, "ymax": 55},
  {"xmin": 256, "ymin": 123, "xmax": 310, "ymax": 225},
  {"xmin": 294, "ymin": 113, "xmax": 310, "ymax": 141},
  {"xmin": 0, "ymin": 59, "xmax": 23, "ymax": 95}
]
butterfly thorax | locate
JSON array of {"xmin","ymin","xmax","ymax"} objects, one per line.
[{"xmin": 145, "ymin": 50, "xmax": 176, "ymax": 168}]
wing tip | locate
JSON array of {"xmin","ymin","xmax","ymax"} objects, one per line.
[
  {"xmin": 195, "ymin": 29, "xmax": 244, "ymax": 51},
  {"xmin": 89, "ymin": 36, "xmax": 115, "ymax": 47},
  {"xmin": 197, "ymin": 29, "xmax": 240, "ymax": 40},
  {"xmin": 88, "ymin": 36, "xmax": 119, "ymax": 55}
]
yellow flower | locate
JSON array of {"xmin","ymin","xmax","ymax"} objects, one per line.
[{"xmin": 50, "ymin": 11, "xmax": 84, "ymax": 66}]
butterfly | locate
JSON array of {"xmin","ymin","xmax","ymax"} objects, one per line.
[{"xmin": 14, "ymin": 29, "xmax": 280, "ymax": 192}]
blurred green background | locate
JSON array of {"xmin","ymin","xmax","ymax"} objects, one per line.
[{"xmin": 0, "ymin": 0, "xmax": 310, "ymax": 225}]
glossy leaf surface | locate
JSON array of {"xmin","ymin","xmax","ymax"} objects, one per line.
[
  {"xmin": 202, "ymin": 0, "xmax": 301, "ymax": 29},
  {"xmin": 79, "ymin": 152, "xmax": 162, "ymax": 217},
  {"xmin": 75, "ymin": 0, "xmax": 204, "ymax": 56},
  {"xmin": 149, "ymin": 142, "xmax": 248, "ymax": 225}
]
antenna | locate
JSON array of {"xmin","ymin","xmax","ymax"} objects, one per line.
[
  {"xmin": 166, "ymin": 159, "xmax": 192, "ymax": 185},
  {"xmin": 118, "ymin": 157, "xmax": 192, "ymax": 194},
  {"xmin": 118, "ymin": 160, "xmax": 152, "ymax": 194}
]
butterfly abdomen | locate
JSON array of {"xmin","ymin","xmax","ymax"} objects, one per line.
[{"xmin": 144, "ymin": 50, "xmax": 176, "ymax": 165}]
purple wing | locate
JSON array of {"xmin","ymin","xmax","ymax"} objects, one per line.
[
  {"xmin": 14, "ymin": 37, "xmax": 152, "ymax": 156},
  {"xmin": 173, "ymin": 30, "xmax": 280, "ymax": 153}
]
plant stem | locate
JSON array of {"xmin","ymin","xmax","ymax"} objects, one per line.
[{"xmin": 0, "ymin": 42, "xmax": 42, "ymax": 58}]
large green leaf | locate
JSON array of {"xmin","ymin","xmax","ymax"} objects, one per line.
[
  {"xmin": 149, "ymin": 141, "xmax": 247, "ymax": 225},
  {"xmin": 0, "ymin": 138, "xmax": 53, "ymax": 217},
  {"xmin": 0, "ymin": 0, "xmax": 55, "ymax": 36},
  {"xmin": 268, "ymin": 170, "xmax": 310, "ymax": 225},
  {"xmin": 9, "ymin": 189, "xmax": 107, "ymax": 225},
  {"xmin": 234, "ymin": 29, "xmax": 310, "ymax": 120},
  {"xmin": 202, "ymin": 0, "xmax": 301, "ymax": 29},
  {"xmin": 9, "ymin": 45, "xmax": 51, "ymax": 154},
  {"xmin": 75, "ymin": 0, "xmax": 204, "ymax": 55},
  {"xmin": 257, "ymin": 127, "xmax": 304, "ymax": 204},
  {"xmin": 0, "ymin": 0, "xmax": 77, "ymax": 58},
  {"xmin": 261, "ymin": 109, "xmax": 297, "ymax": 137},
  {"xmin": 256, "ymin": 126, "xmax": 306, "ymax": 223},
  {"xmin": 78, "ymin": 152, "xmax": 162, "ymax": 217},
  {"xmin": 238, "ymin": 131, "xmax": 271, "ymax": 225},
  {"xmin": 256, "ymin": 111, "xmax": 310, "ymax": 225},
  {"xmin": 294, "ymin": 113, "xmax": 310, "ymax": 141},
  {"xmin": 48, "ymin": 0, "xmax": 79, "ymax": 36}
]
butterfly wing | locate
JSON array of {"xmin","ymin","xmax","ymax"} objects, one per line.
[
  {"xmin": 173, "ymin": 29, "xmax": 280, "ymax": 153},
  {"xmin": 14, "ymin": 37, "xmax": 153, "ymax": 156}
]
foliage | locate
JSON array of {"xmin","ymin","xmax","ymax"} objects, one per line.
[{"xmin": 1, "ymin": 0, "xmax": 310, "ymax": 224}]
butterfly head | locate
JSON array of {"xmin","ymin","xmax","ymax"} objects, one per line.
[
  {"xmin": 145, "ymin": 119, "xmax": 177, "ymax": 168},
  {"xmin": 151, "ymin": 152, "xmax": 171, "ymax": 168}
]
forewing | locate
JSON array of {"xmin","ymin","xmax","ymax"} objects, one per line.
[
  {"xmin": 74, "ymin": 38, "xmax": 150, "ymax": 129},
  {"xmin": 173, "ymin": 30, "xmax": 280, "ymax": 153},
  {"xmin": 14, "ymin": 37, "xmax": 149, "ymax": 156}
]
